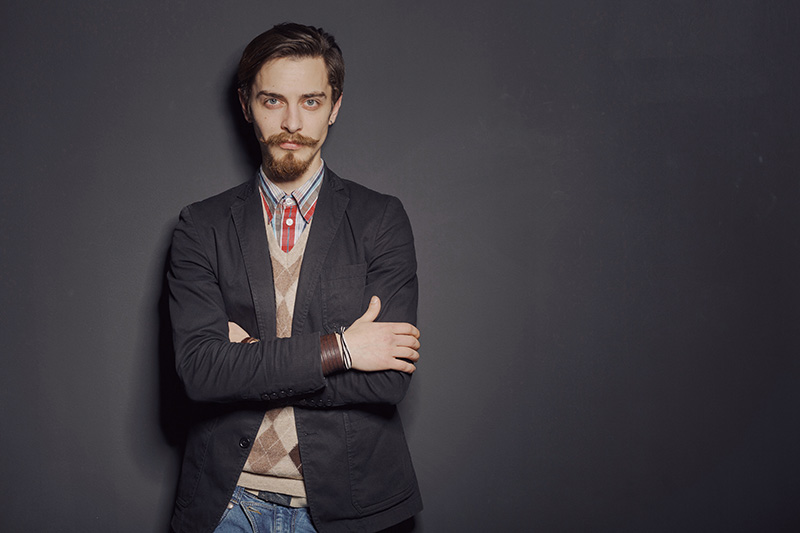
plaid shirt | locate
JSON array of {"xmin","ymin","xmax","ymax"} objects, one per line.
[{"xmin": 258, "ymin": 163, "xmax": 324, "ymax": 252}]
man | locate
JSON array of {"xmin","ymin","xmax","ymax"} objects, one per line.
[{"xmin": 167, "ymin": 23, "xmax": 422, "ymax": 533}]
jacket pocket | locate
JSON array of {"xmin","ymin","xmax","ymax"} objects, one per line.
[
  {"xmin": 344, "ymin": 406, "xmax": 415, "ymax": 514},
  {"xmin": 321, "ymin": 263, "xmax": 366, "ymax": 330}
]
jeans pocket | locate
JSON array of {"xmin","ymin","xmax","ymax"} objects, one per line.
[
  {"xmin": 213, "ymin": 487, "xmax": 248, "ymax": 532},
  {"xmin": 213, "ymin": 501, "xmax": 239, "ymax": 532}
]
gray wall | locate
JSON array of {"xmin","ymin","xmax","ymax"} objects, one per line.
[{"xmin": 2, "ymin": 1, "xmax": 799, "ymax": 531}]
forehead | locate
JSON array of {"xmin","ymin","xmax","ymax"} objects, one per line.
[{"xmin": 252, "ymin": 56, "xmax": 331, "ymax": 95}]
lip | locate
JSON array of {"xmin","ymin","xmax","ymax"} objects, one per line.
[{"xmin": 279, "ymin": 142, "xmax": 304, "ymax": 150}]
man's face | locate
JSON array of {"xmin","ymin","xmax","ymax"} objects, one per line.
[{"xmin": 240, "ymin": 56, "xmax": 342, "ymax": 187}]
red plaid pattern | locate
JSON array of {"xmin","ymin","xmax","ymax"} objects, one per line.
[{"xmin": 258, "ymin": 164, "xmax": 323, "ymax": 253}]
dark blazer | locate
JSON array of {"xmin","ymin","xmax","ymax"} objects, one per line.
[{"xmin": 167, "ymin": 168, "xmax": 422, "ymax": 533}]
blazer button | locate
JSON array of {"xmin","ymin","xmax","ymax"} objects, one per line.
[{"xmin": 239, "ymin": 437, "xmax": 251, "ymax": 449}]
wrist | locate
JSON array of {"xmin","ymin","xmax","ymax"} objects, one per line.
[
  {"xmin": 338, "ymin": 328, "xmax": 352, "ymax": 370},
  {"xmin": 320, "ymin": 333, "xmax": 346, "ymax": 375}
]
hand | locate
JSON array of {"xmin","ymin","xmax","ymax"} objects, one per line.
[
  {"xmin": 343, "ymin": 296, "xmax": 421, "ymax": 374},
  {"xmin": 228, "ymin": 321, "xmax": 253, "ymax": 343}
]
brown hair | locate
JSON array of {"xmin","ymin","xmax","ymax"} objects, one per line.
[{"xmin": 237, "ymin": 23, "xmax": 345, "ymax": 105}]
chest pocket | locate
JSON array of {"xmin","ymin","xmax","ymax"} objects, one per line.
[{"xmin": 321, "ymin": 263, "xmax": 367, "ymax": 330}]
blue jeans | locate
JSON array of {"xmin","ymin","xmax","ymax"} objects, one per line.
[{"xmin": 214, "ymin": 486, "xmax": 318, "ymax": 533}]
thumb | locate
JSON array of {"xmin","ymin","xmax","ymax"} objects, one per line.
[{"xmin": 354, "ymin": 295, "xmax": 381, "ymax": 324}]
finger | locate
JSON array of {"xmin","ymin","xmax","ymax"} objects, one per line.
[
  {"xmin": 354, "ymin": 295, "xmax": 381, "ymax": 324},
  {"xmin": 396, "ymin": 348, "xmax": 419, "ymax": 362},
  {"xmin": 387, "ymin": 323, "xmax": 420, "ymax": 338},
  {"xmin": 228, "ymin": 321, "xmax": 250, "ymax": 342},
  {"xmin": 391, "ymin": 359, "xmax": 417, "ymax": 374},
  {"xmin": 394, "ymin": 336, "xmax": 420, "ymax": 350}
]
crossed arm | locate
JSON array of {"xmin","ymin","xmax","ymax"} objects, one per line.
[
  {"xmin": 230, "ymin": 295, "xmax": 420, "ymax": 374},
  {"xmin": 168, "ymin": 194, "xmax": 420, "ymax": 406}
]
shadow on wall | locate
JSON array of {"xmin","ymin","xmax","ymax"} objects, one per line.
[
  {"xmin": 157, "ymin": 68, "xmax": 260, "ymax": 457},
  {"xmin": 156, "ymin": 68, "xmax": 258, "ymax": 452},
  {"xmin": 150, "ymin": 69, "xmax": 264, "ymax": 533},
  {"xmin": 157, "ymin": 253, "xmax": 196, "ymax": 451},
  {"xmin": 226, "ymin": 69, "xmax": 265, "ymax": 173}
]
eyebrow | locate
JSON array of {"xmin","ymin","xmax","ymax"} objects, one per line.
[{"xmin": 255, "ymin": 91, "xmax": 328, "ymax": 100}]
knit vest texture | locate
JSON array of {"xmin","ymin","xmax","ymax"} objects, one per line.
[{"xmin": 237, "ymin": 214, "xmax": 311, "ymax": 498}]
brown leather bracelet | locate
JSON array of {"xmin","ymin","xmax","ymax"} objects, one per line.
[{"xmin": 320, "ymin": 333, "xmax": 345, "ymax": 376}]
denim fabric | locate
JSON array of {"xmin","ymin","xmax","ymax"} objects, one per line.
[{"xmin": 214, "ymin": 486, "xmax": 317, "ymax": 533}]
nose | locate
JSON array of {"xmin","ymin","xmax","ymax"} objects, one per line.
[{"xmin": 281, "ymin": 104, "xmax": 301, "ymax": 133}]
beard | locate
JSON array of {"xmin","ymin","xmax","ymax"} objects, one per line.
[{"xmin": 260, "ymin": 131, "xmax": 320, "ymax": 183}]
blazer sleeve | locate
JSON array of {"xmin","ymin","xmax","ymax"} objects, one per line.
[
  {"xmin": 295, "ymin": 194, "xmax": 419, "ymax": 408},
  {"xmin": 168, "ymin": 205, "xmax": 327, "ymax": 403}
]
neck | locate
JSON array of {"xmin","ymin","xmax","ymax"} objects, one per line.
[
  {"xmin": 262, "ymin": 159, "xmax": 323, "ymax": 195},
  {"xmin": 262, "ymin": 158, "xmax": 323, "ymax": 195}
]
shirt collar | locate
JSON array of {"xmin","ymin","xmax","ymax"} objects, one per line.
[{"xmin": 258, "ymin": 161, "xmax": 325, "ymax": 223}]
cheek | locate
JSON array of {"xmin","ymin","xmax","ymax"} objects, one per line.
[
  {"xmin": 312, "ymin": 120, "xmax": 331, "ymax": 139},
  {"xmin": 252, "ymin": 122, "xmax": 266, "ymax": 142},
  {"xmin": 252, "ymin": 118, "xmax": 277, "ymax": 140},
  {"xmin": 252, "ymin": 112, "xmax": 277, "ymax": 128}
]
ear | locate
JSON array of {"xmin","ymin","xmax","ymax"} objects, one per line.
[
  {"xmin": 238, "ymin": 88, "xmax": 253, "ymax": 123},
  {"xmin": 328, "ymin": 94, "xmax": 343, "ymax": 125}
]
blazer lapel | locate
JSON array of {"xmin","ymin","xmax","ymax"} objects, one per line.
[
  {"xmin": 293, "ymin": 168, "xmax": 349, "ymax": 334},
  {"xmin": 231, "ymin": 181, "xmax": 277, "ymax": 340}
]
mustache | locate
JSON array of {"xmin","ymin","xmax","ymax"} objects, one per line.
[{"xmin": 262, "ymin": 132, "xmax": 319, "ymax": 147}]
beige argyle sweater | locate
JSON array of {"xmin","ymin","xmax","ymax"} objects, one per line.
[{"xmin": 237, "ymin": 216, "xmax": 311, "ymax": 498}]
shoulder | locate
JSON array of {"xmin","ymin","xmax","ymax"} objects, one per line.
[
  {"xmin": 325, "ymin": 167, "xmax": 404, "ymax": 214},
  {"xmin": 179, "ymin": 180, "xmax": 254, "ymax": 224},
  {"xmin": 325, "ymin": 168, "xmax": 414, "ymax": 244}
]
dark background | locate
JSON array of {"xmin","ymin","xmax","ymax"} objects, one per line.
[{"xmin": 2, "ymin": 1, "xmax": 799, "ymax": 531}]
